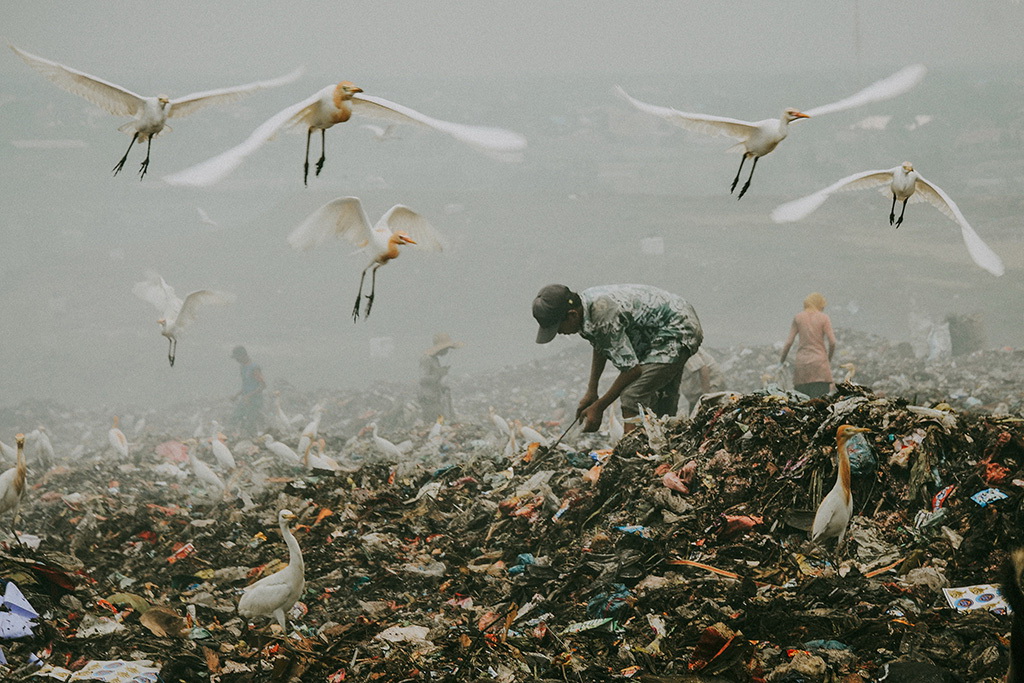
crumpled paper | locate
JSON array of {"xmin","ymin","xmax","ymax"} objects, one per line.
[
  {"xmin": 0, "ymin": 581, "xmax": 39, "ymax": 639},
  {"xmin": 34, "ymin": 659, "xmax": 160, "ymax": 682}
]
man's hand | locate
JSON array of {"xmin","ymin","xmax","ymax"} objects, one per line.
[
  {"xmin": 576, "ymin": 391, "xmax": 598, "ymax": 419},
  {"xmin": 581, "ymin": 403, "xmax": 603, "ymax": 432}
]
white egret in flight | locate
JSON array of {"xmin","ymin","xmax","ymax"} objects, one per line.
[
  {"xmin": 615, "ymin": 65, "xmax": 926, "ymax": 198},
  {"xmin": 133, "ymin": 272, "xmax": 235, "ymax": 366},
  {"xmin": 10, "ymin": 45, "xmax": 301, "ymax": 179},
  {"xmin": 288, "ymin": 197, "xmax": 442, "ymax": 321},
  {"xmin": 163, "ymin": 81, "xmax": 527, "ymax": 187},
  {"xmin": 770, "ymin": 162, "xmax": 1004, "ymax": 276}
]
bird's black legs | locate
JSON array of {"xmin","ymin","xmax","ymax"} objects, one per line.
[
  {"xmin": 730, "ymin": 154, "xmax": 748, "ymax": 194},
  {"xmin": 315, "ymin": 129, "xmax": 326, "ymax": 177},
  {"xmin": 889, "ymin": 194, "xmax": 897, "ymax": 225},
  {"xmin": 138, "ymin": 136, "xmax": 153, "ymax": 179},
  {"xmin": 168, "ymin": 337, "xmax": 176, "ymax": 367},
  {"xmin": 303, "ymin": 129, "xmax": 313, "ymax": 186},
  {"xmin": 353, "ymin": 266, "xmax": 370, "ymax": 322},
  {"xmin": 895, "ymin": 199, "xmax": 908, "ymax": 228},
  {"xmin": 737, "ymin": 156, "xmax": 759, "ymax": 199},
  {"xmin": 363, "ymin": 265, "xmax": 381, "ymax": 318},
  {"xmin": 113, "ymin": 132, "xmax": 139, "ymax": 176}
]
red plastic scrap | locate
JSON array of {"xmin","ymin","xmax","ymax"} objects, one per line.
[
  {"xmin": 718, "ymin": 514, "xmax": 764, "ymax": 539},
  {"xmin": 167, "ymin": 542, "xmax": 196, "ymax": 564},
  {"xmin": 688, "ymin": 623, "xmax": 737, "ymax": 671}
]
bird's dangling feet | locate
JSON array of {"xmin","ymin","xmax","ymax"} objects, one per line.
[
  {"xmin": 351, "ymin": 296, "xmax": 362, "ymax": 323},
  {"xmin": 363, "ymin": 293, "xmax": 375, "ymax": 319},
  {"xmin": 113, "ymin": 132, "xmax": 138, "ymax": 176},
  {"xmin": 139, "ymin": 157, "xmax": 150, "ymax": 180},
  {"xmin": 315, "ymin": 154, "xmax": 326, "ymax": 177},
  {"xmin": 736, "ymin": 157, "xmax": 758, "ymax": 199},
  {"xmin": 894, "ymin": 201, "xmax": 907, "ymax": 229}
]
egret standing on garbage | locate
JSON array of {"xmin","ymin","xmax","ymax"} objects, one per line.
[
  {"xmin": 108, "ymin": 417, "xmax": 129, "ymax": 458},
  {"xmin": 615, "ymin": 65, "xmax": 926, "ymax": 198},
  {"xmin": 163, "ymin": 81, "xmax": 527, "ymax": 186},
  {"xmin": 287, "ymin": 197, "xmax": 443, "ymax": 321},
  {"xmin": 10, "ymin": 45, "xmax": 301, "ymax": 179},
  {"xmin": 209, "ymin": 434, "xmax": 236, "ymax": 471},
  {"xmin": 811, "ymin": 425, "xmax": 871, "ymax": 548},
  {"xmin": 770, "ymin": 162, "xmax": 1004, "ymax": 276},
  {"xmin": 133, "ymin": 272, "xmax": 236, "ymax": 366},
  {"xmin": 186, "ymin": 440, "xmax": 227, "ymax": 496},
  {"xmin": 260, "ymin": 435, "xmax": 301, "ymax": 467},
  {"xmin": 0, "ymin": 435, "xmax": 27, "ymax": 539},
  {"xmin": 238, "ymin": 510, "xmax": 305, "ymax": 630},
  {"xmin": 367, "ymin": 423, "xmax": 404, "ymax": 460}
]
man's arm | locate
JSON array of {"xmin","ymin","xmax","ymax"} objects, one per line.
[
  {"xmin": 581, "ymin": 365, "xmax": 642, "ymax": 431},
  {"xmin": 577, "ymin": 349, "xmax": 607, "ymax": 417}
]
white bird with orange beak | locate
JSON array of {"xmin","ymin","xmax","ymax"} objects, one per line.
[
  {"xmin": 615, "ymin": 64, "xmax": 925, "ymax": 198},
  {"xmin": 163, "ymin": 80, "xmax": 527, "ymax": 187},
  {"xmin": 133, "ymin": 272, "xmax": 235, "ymax": 366},
  {"xmin": 10, "ymin": 45, "xmax": 301, "ymax": 179},
  {"xmin": 287, "ymin": 197, "xmax": 442, "ymax": 321},
  {"xmin": 811, "ymin": 425, "xmax": 871, "ymax": 548},
  {"xmin": 108, "ymin": 417, "xmax": 129, "ymax": 459},
  {"xmin": 770, "ymin": 162, "xmax": 1004, "ymax": 276}
]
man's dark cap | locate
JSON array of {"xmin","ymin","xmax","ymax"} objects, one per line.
[
  {"xmin": 231, "ymin": 345, "xmax": 247, "ymax": 360},
  {"xmin": 533, "ymin": 284, "xmax": 576, "ymax": 344}
]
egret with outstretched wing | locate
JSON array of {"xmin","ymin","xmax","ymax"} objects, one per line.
[
  {"xmin": 771, "ymin": 162, "xmax": 1004, "ymax": 276},
  {"xmin": 164, "ymin": 81, "xmax": 527, "ymax": 186},
  {"xmin": 10, "ymin": 45, "xmax": 301, "ymax": 178},
  {"xmin": 288, "ymin": 197, "xmax": 442, "ymax": 321},
  {"xmin": 133, "ymin": 272, "xmax": 235, "ymax": 366},
  {"xmin": 616, "ymin": 65, "xmax": 926, "ymax": 198}
]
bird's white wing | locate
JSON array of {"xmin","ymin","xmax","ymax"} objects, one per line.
[
  {"xmin": 10, "ymin": 45, "xmax": 145, "ymax": 117},
  {"xmin": 163, "ymin": 86, "xmax": 333, "ymax": 187},
  {"xmin": 351, "ymin": 93, "xmax": 527, "ymax": 153},
  {"xmin": 168, "ymin": 67, "xmax": 304, "ymax": 118},
  {"xmin": 771, "ymin": 169, "xmax": 895, "ymax": 223},
  {"xmin": 614, "ymin": 86, "xmax": 756, "ymax": 141},
  {"xmin": 378, "ymin": 205, "xmax": 444, "ymax": 252},
  {"xmin": 803, "ymin": 65, "xmax": 926, "ymax": 117},
  {"xmin": 132, "ymin": 272, "xmax": 181, "ymax": 317},
  {"xmin": 913, "ymin": 176, "xmax": 1005, "ymax": 276},
  {"xmin": 288, "ymin": 197, "xmax": 373, "ymax": 252},
  {"xmin": 176, "ymin": 290, "xmax": 236, "ymax": 329}
]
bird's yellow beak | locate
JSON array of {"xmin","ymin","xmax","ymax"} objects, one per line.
[
  {"xmin": 793, "ymin": 111, "xmax": 810, "ymax": 119},
  {"xmin": 400, "ymin": 235, "xmax": 417, "ymax": 245}
]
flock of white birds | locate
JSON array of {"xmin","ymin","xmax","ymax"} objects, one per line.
[{"xmin": 2, "ymin": 42, "xmax": 1011, "ymax": 630}]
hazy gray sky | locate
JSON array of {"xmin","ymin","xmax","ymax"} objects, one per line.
[{"xmin": 3, "ymin": 1, "xmax": 1023, "ymax": 408}]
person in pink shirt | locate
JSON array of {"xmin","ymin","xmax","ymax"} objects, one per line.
[{"xmin": 779, "ymin": 293, "xmax": 836, "ymax": 398}]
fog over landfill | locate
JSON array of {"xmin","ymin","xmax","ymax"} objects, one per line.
[{"xmin": 2, "ymin": 1, "xmax": 1023, "ymax": 408}]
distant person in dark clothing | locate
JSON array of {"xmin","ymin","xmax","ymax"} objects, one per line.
[{"xmin": 231, "ymin": 345, "xmax": 266, "ymax": 434}]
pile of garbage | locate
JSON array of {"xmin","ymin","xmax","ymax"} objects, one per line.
[{"xmin": 1, "ymin": 331, "xmax": 1023, "ymax": 682}]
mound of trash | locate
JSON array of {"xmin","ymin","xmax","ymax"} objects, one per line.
[{"xmin": 1, "ymin": 328, "xmax": 1023, "ymax": 682}]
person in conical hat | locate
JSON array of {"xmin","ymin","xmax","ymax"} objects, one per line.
[{"xmin": 419, "ymin": 333, "xmax": 464, "ymax": 421}]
